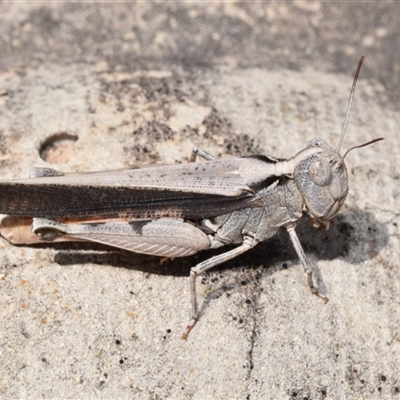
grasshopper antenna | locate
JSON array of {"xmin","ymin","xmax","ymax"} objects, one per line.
[
  {"xmin": 336, "ymin": 54, "xmax": 365, "ymax": 153},
  {"xmin": 341, "ymin": 137, "xmax": 384, "ymax": 162}
]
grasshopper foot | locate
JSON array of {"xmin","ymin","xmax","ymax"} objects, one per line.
[
  {"xmin": 181, "ymin": 318, "xmax": 198, "ymax": 340},
  {"xmin": 307, "ymin": 272, "xmax": 329, "ymax": 303}
]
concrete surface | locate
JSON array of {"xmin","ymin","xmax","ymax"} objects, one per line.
[{"xmin": 0, "ymin": 3, "xmax": 399, "ymax": 399}]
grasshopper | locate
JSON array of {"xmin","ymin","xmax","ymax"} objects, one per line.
[{"xmin": 0, "ymin": 56, "xmax": 382, "ymax": 338}]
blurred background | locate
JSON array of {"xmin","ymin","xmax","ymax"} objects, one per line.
[{"xmin": 1, "ymin": 3, "xmax": 399, "ymax": 105}]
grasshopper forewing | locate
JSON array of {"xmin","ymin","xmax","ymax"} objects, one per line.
[{"xmin": 0, "ymin": 56, "xmax": 383, "ymax": 338}]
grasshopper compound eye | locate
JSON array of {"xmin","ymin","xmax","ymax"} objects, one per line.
[{"xmin": 308, "ymin": 156, "xmax": 332, "ymax": 187}]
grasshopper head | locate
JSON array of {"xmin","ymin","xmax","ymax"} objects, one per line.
[
  {"xmin": 293, "ymin": 138, "xmax": 348, "ymax": 228},
  {"xmin": 291, "ymin": 56, "xmax": 383, "ymax": 228}
]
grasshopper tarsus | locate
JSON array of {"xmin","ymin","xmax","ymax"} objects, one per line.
[
  {"xmin": 307, "ymin": 273, "xmax": 329, "ymax": 303},
  {"xmin": 181, "ymin": 321, "xmax": 196, "ymax": 340}
]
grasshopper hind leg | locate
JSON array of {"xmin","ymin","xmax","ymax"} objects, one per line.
[{"xmin": 31, "ymin": 217, "xmax": 212, "ymax": 258}]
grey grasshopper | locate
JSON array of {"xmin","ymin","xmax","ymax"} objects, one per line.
[{"xmin": 0, "ymin": 56, "xmax": 382, "ymax": 338}]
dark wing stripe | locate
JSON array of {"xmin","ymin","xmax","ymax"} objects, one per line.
[{"xmin": 0, "ymin": 184, "xmax": 261, "ymax": 219}]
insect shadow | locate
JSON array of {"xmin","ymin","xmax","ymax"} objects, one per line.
[{"xmin": 52, "ymin": 209, "xmax": 388, "ymax": 279}]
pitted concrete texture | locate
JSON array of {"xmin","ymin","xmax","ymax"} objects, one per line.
[{"xmin": 0, "ymin": 3, "xmax": 399, "ymax": 399}]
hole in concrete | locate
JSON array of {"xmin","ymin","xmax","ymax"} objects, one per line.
[{"xmin": 39, "ymin": 133, "xmax": 78, "ymax": 164}]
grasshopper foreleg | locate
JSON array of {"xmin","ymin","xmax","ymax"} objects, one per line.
[
  {"xmin": 285, "ymin": 223, "xmax": 328, "ymax": 303},
  {"xmin": 182, "ymin": 235, "xmax": 258, "ymax": 340}
]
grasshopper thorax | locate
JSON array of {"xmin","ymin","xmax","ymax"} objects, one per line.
[{"xmin": 293, "ymin": 138, "xmax": 348, "ymax": 228}]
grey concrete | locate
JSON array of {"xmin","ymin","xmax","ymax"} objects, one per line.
[{"xmin": 0, "ymin": 3, "xmax": 399, "ymax": 399}]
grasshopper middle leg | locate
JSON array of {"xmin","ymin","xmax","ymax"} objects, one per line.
[{"xmin": 182, "ymin": 235, "xmax": 258, "ymax": 339}]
